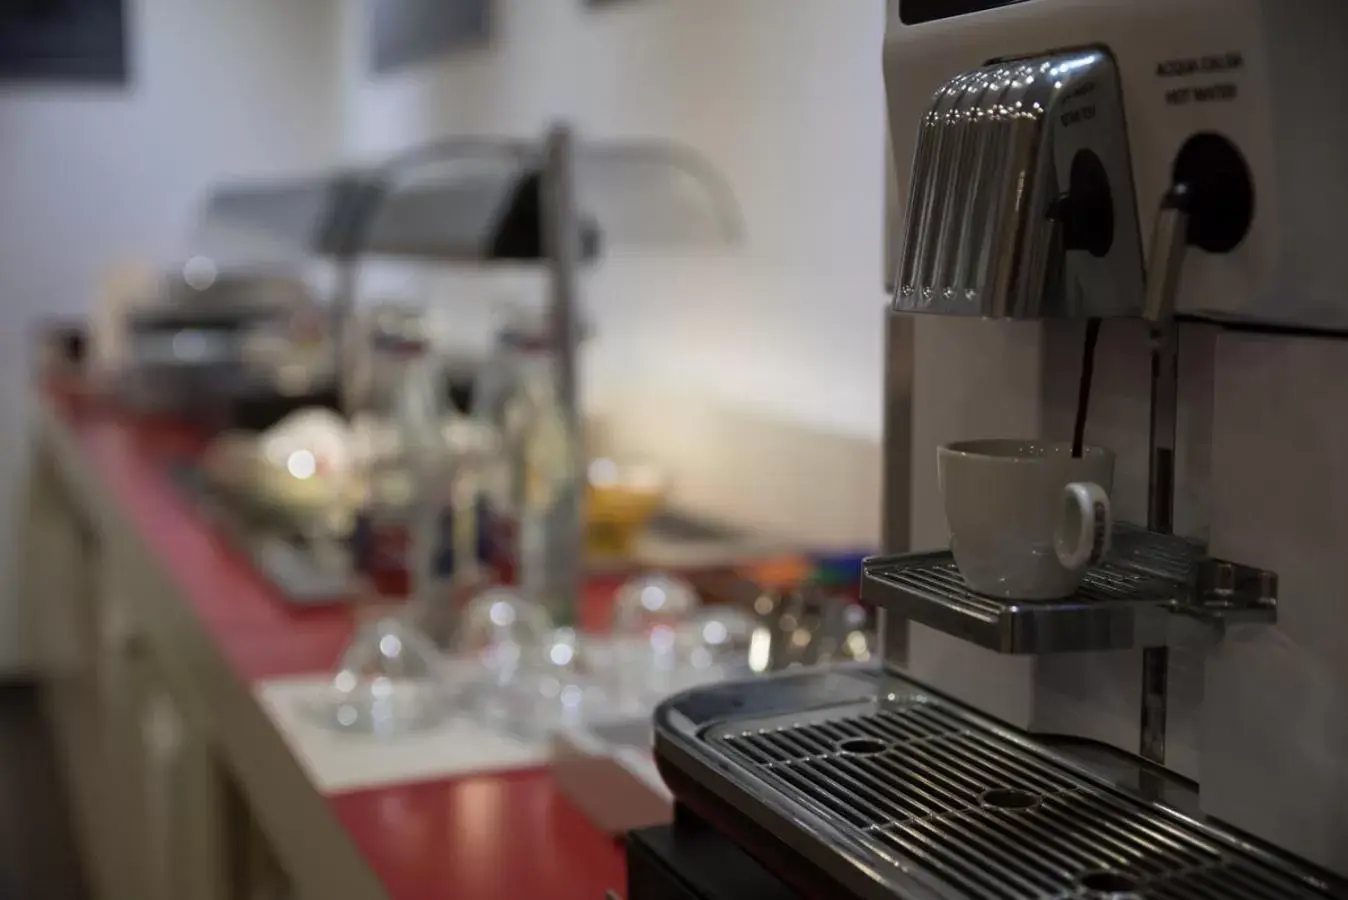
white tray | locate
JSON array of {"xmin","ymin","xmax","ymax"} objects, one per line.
[{"xmin": 552, "ymin": 716, "xmax": 671, "ymax": 834}]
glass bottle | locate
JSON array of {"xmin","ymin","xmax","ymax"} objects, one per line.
[
  {"xmin": 474, "ymin": 323, "xmax": 583, "ymax": 627},
  {"xmin": 307, "ymin": 350, "xmax": 494, "ymax": 737},
  {"xmin": 394, "ymin": 352, "xmax": 498, "ymax": 638}
]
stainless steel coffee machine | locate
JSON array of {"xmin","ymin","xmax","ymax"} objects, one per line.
[{"xmin": 654, "ymin": 1, "xmax": 1348, "ymax": 897}]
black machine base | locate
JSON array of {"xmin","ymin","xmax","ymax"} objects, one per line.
[{"xmin": 626, "ymin": 808, "xmax": 801, "ymax": 900}]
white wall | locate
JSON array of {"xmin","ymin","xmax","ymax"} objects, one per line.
[
  {"xmin": 339, "ymin": 0, "xmax": 890, "ymax": 543},
  {"xmin": 0, "ymin": 0, "xmax": 342, "ymax": 671}
]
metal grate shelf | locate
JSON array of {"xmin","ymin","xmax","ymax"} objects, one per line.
[
  {"xmin": 861, "ymin": 527, "xmax": 1277, "ymax": 654},
  {"xmin": 707, "ymin": 699, "xmax": 1340, "ymax": 900}
]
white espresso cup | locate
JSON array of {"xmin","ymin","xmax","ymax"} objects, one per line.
[{"xmin": 938, "ymin": 440, "xmax": 1114, "ymax": 600}]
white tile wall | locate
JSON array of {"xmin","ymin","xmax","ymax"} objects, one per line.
[
  {"xmin": 337, "ymin": 1, "xmax": 892, "ymax": 548},
  {"xmin": 0, "ymin": 0, "xmax": 342, "ymax": 673},
  {"xmin": 596, "ymin": 385, "xmax": 883, "ymax": 550}
]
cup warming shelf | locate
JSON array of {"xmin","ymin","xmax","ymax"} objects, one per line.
[{"xmin": 861, "ymin": 528, "xmax": 1278, "ymax": 654}]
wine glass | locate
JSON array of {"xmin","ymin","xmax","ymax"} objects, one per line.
[
  {"xmin": 304, "ymin": 613, "xmax": 448, "ymax": 736},
  {"xmin": 607, "ymin": 573, "xmax": 702, "ymax": 713},
  {"xmin": 454, "ymin": 586, "xmax": 554, "ymax": 694}
]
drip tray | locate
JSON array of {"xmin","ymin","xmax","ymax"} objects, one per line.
[{"xmin": 655, "ymin": 672, "xmax": 1343, "ymax": 900}]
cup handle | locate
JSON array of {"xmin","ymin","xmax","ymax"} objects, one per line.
[{"xmin": 1055, "ymin": 482, "xmax": 1112, "ymax": 572}]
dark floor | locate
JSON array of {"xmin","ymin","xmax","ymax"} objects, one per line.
[{"xmin": 0, "ymin": 684, "xmax": 90, "ymax": 900}]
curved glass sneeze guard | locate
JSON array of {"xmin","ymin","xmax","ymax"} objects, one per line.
[
  {"xmin": 194, "ymin": 138, "xmax": 744, "ymax": 268},
  {"xmin": 192, "ymin": 174, "xmax": 362, "ymax": 269},
  {"xmin": 356, "ymin": 139, "xmax": 745, "ymax": 261},
  {"xmin": 572, "ymin": 142, "xmax": 745, "ymax": 249}
]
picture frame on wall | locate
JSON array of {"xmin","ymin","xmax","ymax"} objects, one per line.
[
  {"xmin": 0, "ymin": 0, "xmax": 129, "ymax": 85},
  {"xmin": 370, "ymin": 0, "xmax": 492, "ymax": 76}
]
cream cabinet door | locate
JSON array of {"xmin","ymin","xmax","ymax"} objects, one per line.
[
  {"xmin": 99, "ymin": 541, "xmax": 230, "ymax": 900},
  {"xmin": 140, "ymin": 676, "xmax": 231, "ymax": 900}
]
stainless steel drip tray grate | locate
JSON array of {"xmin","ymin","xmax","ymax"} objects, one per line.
[
  {"xmin": 861, "ymin": 528, "xmax": 1278, "ymax": 654},
  {"xmin": 705, "ymin": 698, "xmax": 1337, "ymax": 900}
]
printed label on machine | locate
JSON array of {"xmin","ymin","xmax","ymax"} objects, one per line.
[{"xmin": 1155, "ymin": 48, "xmax": 1244, "ymax": 106}]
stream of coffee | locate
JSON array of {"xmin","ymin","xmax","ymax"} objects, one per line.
[{"xmin": 1072, "ymin": 319, "xmax": 1102, "ymax": 458}]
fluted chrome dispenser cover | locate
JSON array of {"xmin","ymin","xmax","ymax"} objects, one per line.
[{"xmin": 892, "ymin": 50, "xmax": 1144, "ymax": 319}]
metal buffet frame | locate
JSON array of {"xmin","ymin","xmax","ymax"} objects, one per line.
[{"xmin": 192, "ymin": 125, "xmax": 744, "ymax": 618}]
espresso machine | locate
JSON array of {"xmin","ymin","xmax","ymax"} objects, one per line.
[{"xmin": 651, "ymin": 0, "xmax": 1348, "ymax": 897}]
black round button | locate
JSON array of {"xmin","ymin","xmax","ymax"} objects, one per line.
[
  {"xmin": 1172, "ymin": 132, "xmax": 1255, "ymax": 253},
  {"xmin": 1050, "ymin": 149, "xmax": 1115, "ymax": 258}
]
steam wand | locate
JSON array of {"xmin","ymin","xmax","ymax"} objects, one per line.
[{"xmin": 1138, "ymin": 183, "xmax": 1192, "ymax": 767}]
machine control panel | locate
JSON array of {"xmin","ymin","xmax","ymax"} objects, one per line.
[{"xmin": 899, "ymin": 0, "xmax": 1029, "ymax": 25}]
